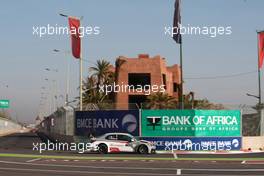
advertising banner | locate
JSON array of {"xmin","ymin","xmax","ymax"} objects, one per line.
[
  {"xmin": 75, "ymin": 110, "xmax": 139, "ymax": 136},
  {"xmin": 141, "ymin": 110, "xmax": 241, "ymax": 137},
  {"xmin": 141, "ymin": 137, "xmax": 242, "ymax": 151}
]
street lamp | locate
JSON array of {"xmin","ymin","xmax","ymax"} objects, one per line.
[
  {"xmin": 45, "ymin": 68, "xmax": 58, "ymax": 72},
  {"xmin": 59, "ymin": 13, "xmax": 68, "ymax": 17},
  {"xmin": 53, "ymin": 49, "xmax": 70, "ymax": 106},
  {"xmin": 246, "ymin": 93, "xmax": 260, "ymax": 100},
  {"xmin": 44, "ymin": 73, "xmax": 58, "ymax": 112}
]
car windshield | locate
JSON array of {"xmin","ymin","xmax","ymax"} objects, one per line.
[
  {"xmin": 117, "ymin": 134, "xmax": 132, "ymax": 141},
  {"xmin": 127, "ymin": 134, "xmax": 137, "ymax": 142},
  {"xmin": 134, "ymin": 136, "xmax": 139, "ymax": 141}
]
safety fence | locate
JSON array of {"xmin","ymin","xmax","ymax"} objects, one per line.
[{"xmin": 37, "ymin": 106, "xmax": 74, "ymax": 143}]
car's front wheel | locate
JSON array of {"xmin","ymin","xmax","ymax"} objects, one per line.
[
  {"xmin": 98, "ymin": 143, "xmax": 108, "ymax": 154},
  {"xmin": 138, "ymin": 145, "xmax": 148, "ymax": 154}
]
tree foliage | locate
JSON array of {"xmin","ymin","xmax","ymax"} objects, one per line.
[
  {"xmin": 0, "ymin": 110, "xmax": 10, "ymax": 119},
  {"xmin": 144, "ymin": 92, "xmax": 225, "ymax": 110},
  {"xmin": 82, "ymin": 59, "xmax": 114, "ymax": 109},
  {"xmin": 144, "ymin": 92, "xmax": 177, "ymax": 109}
]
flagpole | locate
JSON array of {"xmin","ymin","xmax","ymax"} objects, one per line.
[
  {"xmin": 180, "ymin": 42, "xmax": 184, "ymax": 109},
  {"xmin": 257, "ymin": 30, "xmax": 264, "ymax": 136},
  {"xmin": 257, "ymin": 31, "xmax": 262, "ymax": 105},
  {"xmin": 80, "ymin": 33, "xmax": 83, "ymax": 111},
  {"xmin": 173, "ymin": 0, "xmax": 184, "ymax": 109},
  {"xmin": 59, "ymin": 13, "xmax": 83, "ymax": 110}
]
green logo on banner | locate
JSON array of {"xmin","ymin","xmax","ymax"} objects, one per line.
[
  {"xmin": 0, "ymin": 100, "xmax": 9, "ymax": 108},
  {"xmin": 141, "ymin": 110, "xmax": 241, "ymax": 137}
]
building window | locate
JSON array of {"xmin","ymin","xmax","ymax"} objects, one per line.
[
  {"xmin": 162, "ymin": 74, "xmax": 167, "ymax": 90},
  {"xmin": 128, "ymin": 73, "xmax": 151, "ymax": 89},
  {"xmin": 173, "ymin": 83, "xmax": 179, "ymax": 92},
  {"xmin": 129, "ymin": 95, "xmax": 147, "ymax": 109}
]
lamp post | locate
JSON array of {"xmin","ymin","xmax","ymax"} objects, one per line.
[
  {"xmin": 39, "ymin": 94, "xmax": 47, "ymax": 117},
  {"xmin": 246, "ymin": 93, "xmax": 260, "ymax": 101},
  {"xmin": 53, "ymin": 49, "xmax": 70, "ymax": 106},
  {"xmin": 44, "ymin": 71, "xmax": 58, "ymax": 113},
  {"xmin": 40, "ymin": 86, "xmax": 48, "ymax": 116}
]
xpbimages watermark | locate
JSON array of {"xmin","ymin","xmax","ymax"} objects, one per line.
[
  {"xmin": 98, "ymin": 82, "xmax": 166, "ymax": 95},
  {"xmin": 32, "ymin": 24, "xmax": 100, "ymax": 37},
  {"xmin": 165, "ymin": 23, "xmax": 232, "ymax": 38},
  {"xmin": 32, "ymin": 140, "xmax": 98, "ymax": 153}
]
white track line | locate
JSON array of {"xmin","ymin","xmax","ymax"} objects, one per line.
[
  {"xmin": 0, "ymin": 167, "xmax": 177, "ymax": 176},
  {"xmin": 0, "ymin": 160, "xmax": 178, "ymax": 171},
  {"xmin": 176, "ymin": 169, "xmax": 181, "ymax": 175},
  {"xmin": 26, "ymin": 158, "xmax": 41, "ymax": 163},
  {"xmin": 1, "ymin": 160, "xmax": 264, "ymax": 172}
]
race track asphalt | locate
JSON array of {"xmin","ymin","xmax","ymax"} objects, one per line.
[{"xmin": 0, "ymin": 132, "xmax": 264, "ymax": 176}]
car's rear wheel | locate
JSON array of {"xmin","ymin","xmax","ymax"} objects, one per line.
[
  {"xmin": 138, "ymin": 145, "xmax": 148, "ymax": 154},
  {"xmin": 98, "ymin": 144, "xmax": 108, "ymax": 154}
]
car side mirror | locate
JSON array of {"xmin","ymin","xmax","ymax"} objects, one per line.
[{"xmin": 130, "ymin": 138, "xmax": 135, "ymax": 142}]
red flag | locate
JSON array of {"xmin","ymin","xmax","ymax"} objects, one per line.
[
  {"xmin": 173, "ymin": 0, "xmax": 182, "ymax": 44},
  {"xmin": 258, "ymin": 31, "xmax": 264, "ymax": 69},
  {"xmin": 68, "ymin": 17, "xmax": 81, "ymax": 59}
]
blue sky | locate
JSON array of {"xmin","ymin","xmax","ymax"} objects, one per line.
[{"xmin": 0, "ymin": 0, "xmax": 264, "ymax": 123}]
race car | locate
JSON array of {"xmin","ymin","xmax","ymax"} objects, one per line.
[{"xmin": 92, "ymin": 133, "xmax": 156, "ymax": 154}]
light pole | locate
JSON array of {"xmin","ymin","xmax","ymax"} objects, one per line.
[
  {"xmin": 52, "ymin": 79, "xmax": 58, "ymax": 111},
  {"xmin": 39, "ymin": 95, "xmax": 47, "ymax": 118},
  {"xmin": 246, "ymin": 93, "xmax": 260, "ymax": 101},
  {"xmin": 43, "ymin": 79, "xmax": 53, "ymax": 114},
  {"xmin": 45, "ymin": 68, "xmax": 58, "ymax": 113},
  {"xmin": 45, "ymin": 78, "xmax": 56, "ymax": 114},
  {"xmin": 40, "ymin": 86, "xmax": 49, "ymax": 116},
  {"xmin": 53, "ymin": 49, "xmax": 70, "ymax": 106},
  {"xmin": 45, "ymin": 68, "xmax": 58, "ymax": 72}
]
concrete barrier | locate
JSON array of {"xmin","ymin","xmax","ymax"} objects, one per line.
[
  {"xmin": 0, "ymin": 117, "xmax": 22, "ymax": 136},
  {"xmin": 242, "ymin": 136, "xmax": 264, "ymax": 150}
]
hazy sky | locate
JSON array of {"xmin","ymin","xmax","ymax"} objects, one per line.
[{"xmin": 0, "ymin": 0, "xmax": 264, "ymax": 123}]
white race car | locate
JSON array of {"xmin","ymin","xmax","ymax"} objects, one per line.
[{"xmin": 92, "ymin": 133, "xmax": 156, "ymax": 154}]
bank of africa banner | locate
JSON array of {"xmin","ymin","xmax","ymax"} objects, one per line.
[
  {"xmin": 141, "ymin": 137, "xmax": 242, "ymax": 151},
  {"xmin": 75, "ymin": 110, "xmax": 139, "ymax": 136},
  {"xmin": 141, "ymin": 110, "xmax": 241, "ymax": 137}
]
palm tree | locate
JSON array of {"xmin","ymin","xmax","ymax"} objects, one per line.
[
  {"xmin": 145, "ymin": 92, "xmax": 177, "ymax": 109},
  {"xmin": 90, "ymin": 59, "xmax": 111, "ymax": 89},
  {"xmin": 82, "ymin": 59, "xmax": 115, "ymax": 109},
  {"xmin": 115, "ymin": 58, "xmax": 126, "ymax": 84},
  {"xmin": 82, "ymin": 76, "xmax": 102, "ymax": 104}
]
